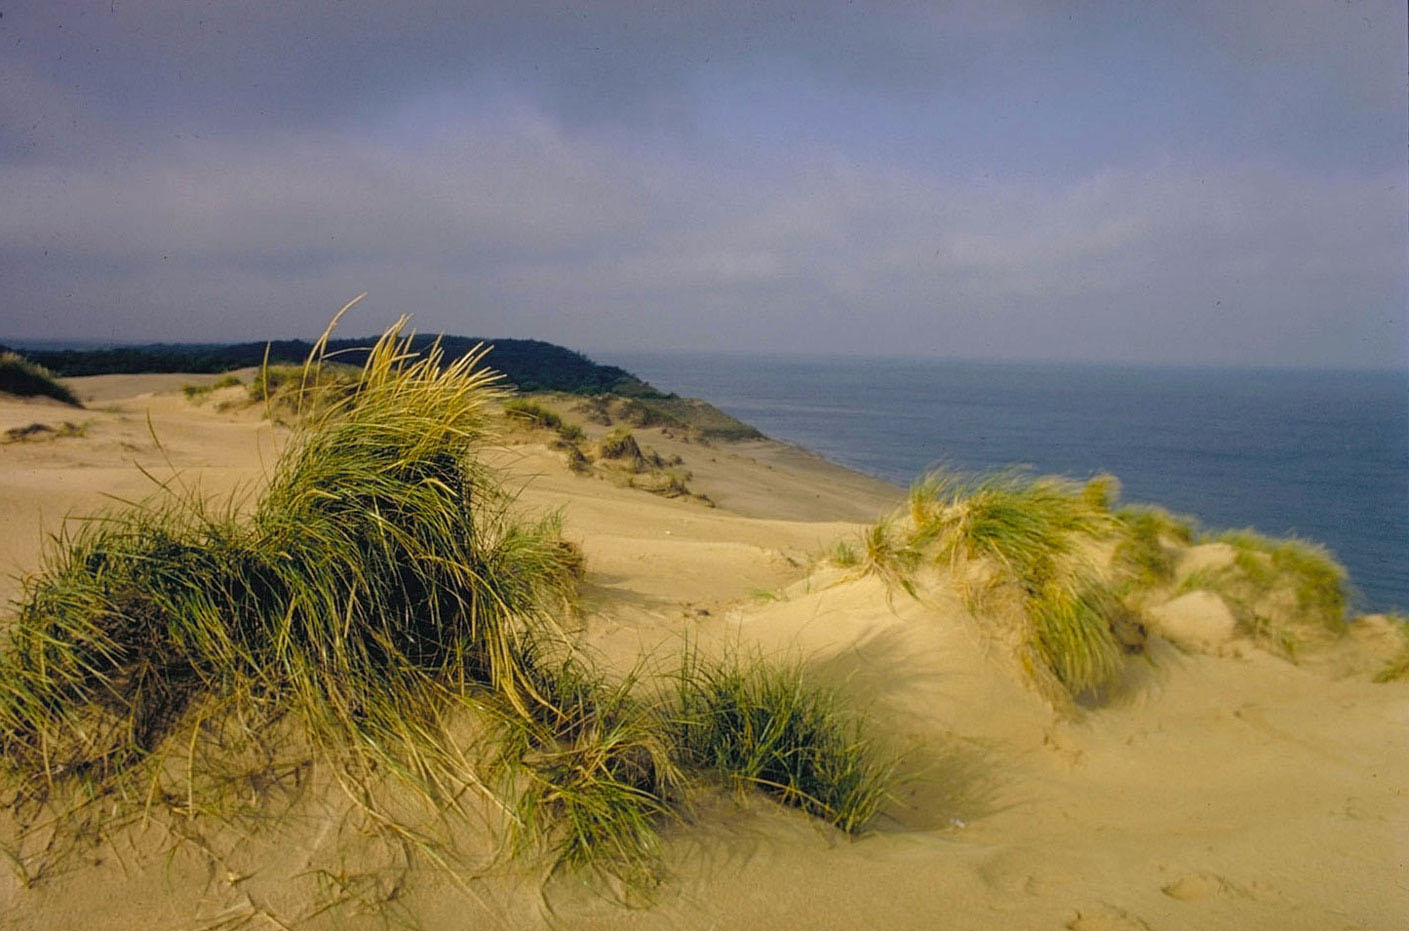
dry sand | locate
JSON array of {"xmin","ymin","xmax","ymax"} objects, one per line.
[{"xmin": 0, "ymin": 377, "xmax": 1404, "ymax": 930}]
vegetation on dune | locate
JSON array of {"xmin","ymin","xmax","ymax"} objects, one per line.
[
  {"xmin": 3, "ymin": 421, "xmax": 86, "ymax": 443},
  {"xmin": 0, "ymin": 352, "xmax": 82, "ymax": 407},
  {"xmin": 596, "ymin": 429, "xmax": 702, "ymax": 501},
  {"xmin": 616, "ymin": 396, "xmax": 764, "ymax": 441},
  {"xmin": 181, "ymin": 372, "xmax": 243, "ymax": 401},
  {"xmin": 1175, "ymin": 530, "xmax": 1350, "ymax": 658},
  {"xmin": 0, "ymin": 308, "xmax": 891, "ymax": 905},
  {"xmin": 839, "ymin": 464, "xmax": 1355, "ymax": 696},
  {"xmin": 672, "ymin": 649, "xmax": 894, "ymax": 835},
  {"xmin": 906, "ymin": 470, "xmax": 1126, "ymax": 701},
  {"xmin": 0, "ymin": 312, "xmax": 584, "ymax": 886},
  {"xmin": 1113, "ymin": 505, "xmax": 1197, "ymax": 591},
  {"xmin": 503, "ymin": 398, "xmax": 585, "ymax": 442},
  {"xmin": 833, "ymin": 469, "xmax": 1158, "ymax": 703},
  {"xmin": 851, "ymin": 516, "xmax": 921, "ymax": 596},
  {"xmin": 490, "ymin": 651, "xmax": 681, "ymax": 892}
]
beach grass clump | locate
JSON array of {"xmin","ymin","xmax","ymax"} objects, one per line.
[
  {"xmin": 894, "ymin": 469, "xmax": 1129, "ymax": 701},
  {"xmin": 590, "ymin": 428, "xmax": 707, "ymax": 503},
  {"xmin": 0, "ymin": 313, "xmax": 587, "ymax": 873},
  {"xmin": 0, "ymin": 311, "xmax": 890, "ymax": 901},
  {"xmin": 182, "ymin": 373, "xmax": 243, "ymax": 402},
  {"xmin": 0, "ymin": 352, "xmax": 81, "ymax": 407},
  {"xmin": 671, "ymin": 651, "xmax": 892, "ymax": 835},
  {"xmin": 914, "ymin": 470, "xmax": 1117, "ymax": 588},
  {"xmin": 827, "ymin": 538, "xmax": 860, "ymax": 568},
  {"xmin": 503, "ymin": 398, "xmax": 586, "ymax": 442},
  {"xmin": 1113, "ymin": 505, "xmax": 1197, "ymax": 590},
  {"xmin": 490, "ymin": 652, "xmax": 680, "ymax": 890},
  {"xmin": 852, "ymin": 517, "xmax": 921, "ymax": 596},
  {"xmin": 3, "ymin": 421, "xmax": 86, "ymax": 443},
  {"xmin": 597, "ymin": 426, "xmax": 644, "ymax": 463},
  {"xmin": 1025, "ymin": 578, "xmax": 1126, "ymax": 695},
  {"xmin": 246, "ymin": 360, "xmax": 363, "ymax": 414},
  {"xmin": 1197, "ymin": 530, "xmax": 1350, "ymax": 657}
]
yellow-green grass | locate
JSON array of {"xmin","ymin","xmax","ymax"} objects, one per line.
[
  {"xmin": 181, "ymin": 373, "xmax": 243, "ymax": 401},
  {"xmin": 0, "ymin": 308, "xmax": 894, "ymax": 900},
  {"xmin": 503, "ymin": 397, "xmax": 586, "ymax": 442},
  {"xmin": 826, "ymin": 538, "xmax": 860, "ymax": 568},
  {"xmin": 1113, "ymin": 505, "xmax": 1197, "ymax": 590},
  {"xmin": 671, "ymin": 649, "xmax": 894, "ymax": 835},
  {"xmin": 489, "ymin": 649, "xmax": 680, "ymax": 893},
  {"xmin": 909, "ymin": 470, "xmax": 1116, "ymax": 587},
  {"xmin": 2, "ymin": 421, "xmax": 86, "ymax": 443},
  {"xmin": 1187, "ymin": 530, "xmax": 1350, "ymax": 658},
  {"xmin": 897, "ymin": 469, "xmax": 1125, "ymax": 700},
  {"xmin": 246, "ymin": 360, "xmax": 364, "ymax": 419},
  {"xmin": 0, "ymin": 311, "xmax": 581, "ymax": 878},
  {"xmin": 0, "ymin": 352, "xmax": 81, "ymax": 407},
  {"xmin": 597, "ymin": 426, "xmax": 643, "ymax": 462}
]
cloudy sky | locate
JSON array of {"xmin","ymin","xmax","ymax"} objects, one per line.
[{"xmin": 2, "ymin": 1, "xmax": 1405, "ymax": 366}]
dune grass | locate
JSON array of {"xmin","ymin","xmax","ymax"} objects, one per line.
[
  {"xmin": 1024, "ymin": 577, "xmax": 1125, "ymax": 694},
  {"xmin": 876, "ymin": 466, "xmax": 1357, "ymax": 693},
  {"xmin": 1183, "ymin": 530, "xmax": 1350, "ymax": 658},
  {"xmin": 827, "ymin": 538, "xmax": 860, "ymax": 568},
  {"xmin": 3, "ymin": 421, "xmax": 86, "ymax": 443},
  {"xmin": 489, "ymin": 650, "xmax": 680, "ymax": 891},
  {"xmin": 1113, "ymin": 506, "xmax": 1197, "ymax": 590},
  {"xmin": 671, "ymin": 649, "xmax": 893, "ymax": 835},
  {"xmin": 898, "ymin": 469, "xmax": 1125, "ymax": 700},
  {"xmin": 503, "ymin": 398, "xmax": 586, "ymax": 442},
  {"xmin": 0, "ymin": 352, "xmax": 81, "ymax": 407},
  {"xmin": 0, "ymin": 309, "xmax": 894, "ymax": 903},
  {"xmin": 913, "ymin": 471, "xmax": 1116, "ymax": 586},
  {"xmin": 0, "ymin": 311, "xmax": 585, "ymax": 879},
  {"xmin": 182, "ymin": 373, "xmax": 243, "ymax": 401},
  {"xmin": 851, "ymin": 517, "xmax": 921, "ymax": 596}
]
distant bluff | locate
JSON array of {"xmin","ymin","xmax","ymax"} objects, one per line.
[{"xmin": 6, "ymin": 336, "xmax": 667, "ymax": 399}]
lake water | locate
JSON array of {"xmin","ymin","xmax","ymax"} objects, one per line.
[{"xmin": 596, "ymin": 352, "xmax": 1409, "ymax": 614}]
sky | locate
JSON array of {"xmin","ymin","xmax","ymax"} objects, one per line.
[{"xmin": 1, "ymin": 1, "xmax": 1406, "ymax": 367}]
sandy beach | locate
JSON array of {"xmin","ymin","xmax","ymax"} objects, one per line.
[{"xmin": 0, "ymin": 374, "xmax": 1404, "ymax": 931}]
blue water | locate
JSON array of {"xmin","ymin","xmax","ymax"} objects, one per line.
[{"xmin": 596, "ymin": 352, "xmax": 1409, "ymax": 614}]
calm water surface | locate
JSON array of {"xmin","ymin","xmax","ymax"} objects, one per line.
[{"xmin": 597, "ymin": 352, "xmax": 1409, "ymax": 613}]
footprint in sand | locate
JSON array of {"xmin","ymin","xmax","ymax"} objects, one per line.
[
  {"xmin": 1161, "ymin": 872, "xmax": 1242, "ymax": 901},
  {"xmin": 1065, "ymin": 906, "xmax": 1150, "ymax": 930}
]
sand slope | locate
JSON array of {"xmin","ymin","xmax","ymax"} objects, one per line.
[{"xmin": 0, "ymin": 378, "xmax": 1403, "ymax": 930}]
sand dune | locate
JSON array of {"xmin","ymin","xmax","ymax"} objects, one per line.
[{"xmin": 0, "ymin": 377, "xmax": 1403, "ymax": 930}]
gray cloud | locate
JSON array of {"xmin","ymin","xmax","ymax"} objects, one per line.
[{"xmin": 0, "ymin": 1, "xmax": 1404, "ymax": 366}]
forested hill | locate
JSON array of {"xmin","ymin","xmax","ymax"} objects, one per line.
[{"xmin": 5, "ymin": 336, "xmax": 669, "ymax": 398}]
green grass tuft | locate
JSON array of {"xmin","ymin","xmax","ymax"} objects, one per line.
[
  {"xmin": 671, "ymin": 650, "xmax": 893, "ymax": 835},
  {"xmin": 1025, "ymin": 578, "xmax": 1124, "ymax": 696},
  {"xmin": 181, "ymin": 373, "xmax": 242, "ymax": 401},
  {"xmin": 0, "ymin": 352, "xmax": 81, "ymax": 407},
  {"xmin": 1113, "ymin": 506, "xmax": 1196, "ymax": 589},
  {"xmin": 1206, "ymin": 530, "xmax": 1350, "ymax": 657},
  {"xmin": 0, "ymin": 308, "xmax": 584, "ymax": 884},
  {"xmin": 503, "ymin": 398, "xmax": 586, "ymax": 442},
  {"xmin": 0, "ymin": 308, "xmax": 895, "ymax": 903},
  {"xmin": 490, "ymin": 652, "xmax": 680, "ymax": 892},
  {"xmin": 827, "ymin": 538, "xmax": 859, "ymax": 568},
  {"xmin": 914, "ymin": 469, "xmax": 1116, "ymax": 590},
  {"xmin": 895, "ymin": 469, "xmax": 1128, "ymax": 701}
]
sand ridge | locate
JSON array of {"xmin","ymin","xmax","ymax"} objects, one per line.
[{"xmin": 0, "ymin": 376, "xmax": 1403, "ymax": 930}]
